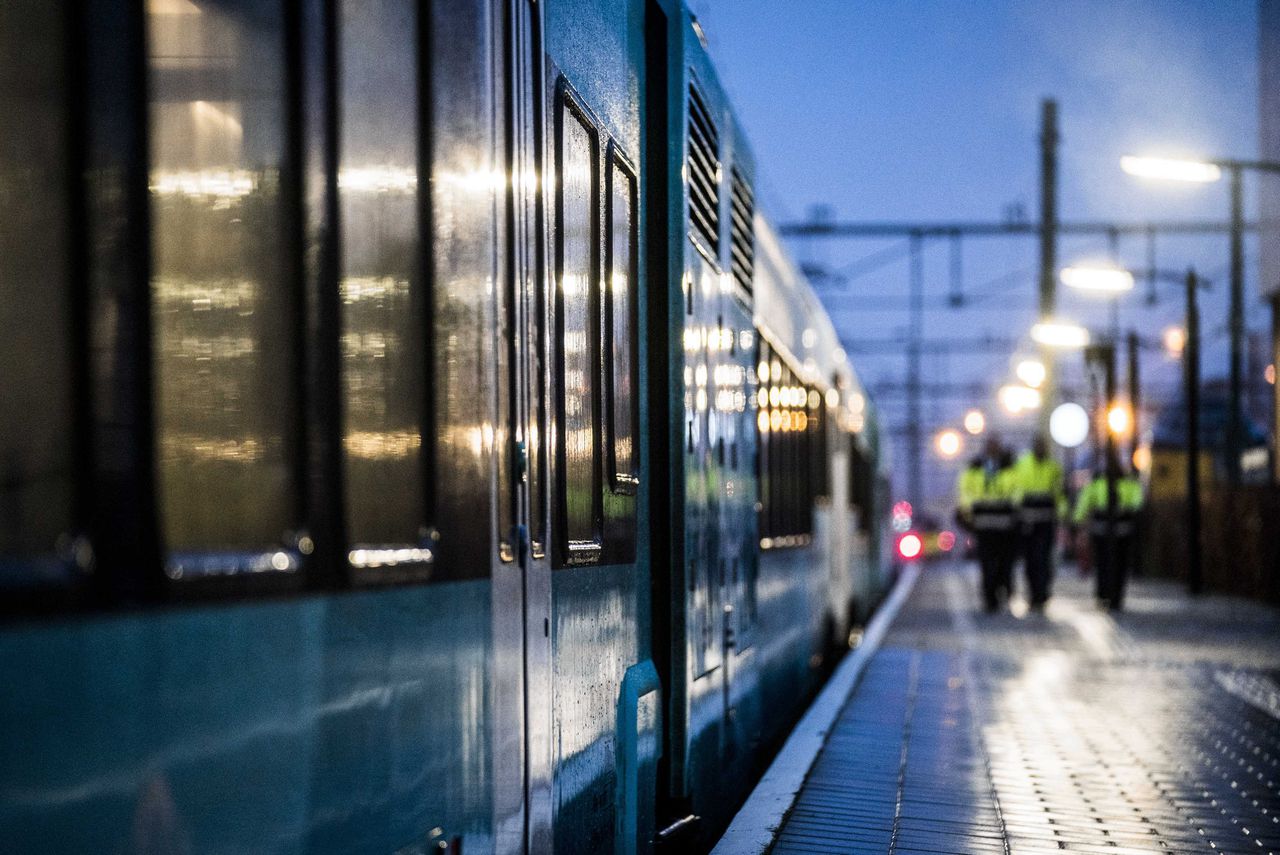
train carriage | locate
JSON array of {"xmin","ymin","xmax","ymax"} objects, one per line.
[{"xmin": 0, "ymin": 1, "xmax": 888, "ymax": 853}]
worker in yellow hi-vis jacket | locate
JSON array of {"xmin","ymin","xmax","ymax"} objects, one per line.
[
  {"xmin": 1013, "ymin": 435, "xmax": 1066, "ymax": 611},
  {"xmin": 955, "ymin": 455, "xmax": 985, "ymax": 533},
  {"xmin": 1073, "ymin": 459, "xmax": 1144, "ymax": 611},
  {"xmin": 968, "ymin": 442, "xmax": 1019, "ymax": 612}
]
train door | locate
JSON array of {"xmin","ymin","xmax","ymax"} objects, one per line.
[{"xmin": 496, "ymin": 1, "xmax": 553, "ymax": 852}]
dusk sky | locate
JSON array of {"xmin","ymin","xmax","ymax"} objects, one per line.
[{"xmin": 689, "ymin": 0, "xmax": 1263, "ymax": 510}]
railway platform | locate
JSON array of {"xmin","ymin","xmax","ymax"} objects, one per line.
[{"xmin": 713, "ymin": 560, "xmax": 1280, "ymax": 855}]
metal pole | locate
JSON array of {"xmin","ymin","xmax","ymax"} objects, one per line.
[
  {"xmin": 1038, "ymin": 100, "xmax": 1059, "ymax": 436},
  {"xmin": 1104, "ymin": 342, "xmax": 1118, "ymax": 604},
  {"xmin": 1186, "ymin": 269, "xmax": 1204, "ymax": 595},
  {"xmin": 1128, "ymin": 330, "xmax": 1140, "ymax": 463},
  {"xmin": 1274, "ymin": 294, "xmax": 1280, "ymax": 484},
  {"xmin": 1228, "ymin": 165, "xmax": 1244, "ymax": 484},
  {"xmin": 907, "ymin": 233, "xmax": 923, "ymax": 504}
]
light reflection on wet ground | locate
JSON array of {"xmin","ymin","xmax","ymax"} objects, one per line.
[{"xmin": 771, "ymin": 561, "xmax": 1280, "ymax": 854}]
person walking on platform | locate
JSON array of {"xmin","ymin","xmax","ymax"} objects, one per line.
[
  {"xmin": 1073, "ymin": 461, "xmax": 1144, "ymax": 611},
  {"xmin": 1013, "ymin": 435, "xmax": 1066, "ymax": 611},
  {"xmin": 955, "ymin": 455, "xmax": 985, "ymax": 534},
  {"xmin": 969, "ymin": 441, "xmax": 1018, "ymax": 612}
]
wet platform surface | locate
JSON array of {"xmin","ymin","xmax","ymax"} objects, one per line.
[{"xmin": 771, "ymin": 561, "xmax": 1280, "ymax": 855}]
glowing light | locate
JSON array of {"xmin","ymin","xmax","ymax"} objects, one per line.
[
  {"xmin": 348, "ymin": 547, "xmax": 433, "ymax": 568},
  {"xmin": 892, "ymin": 500, "xmax": 913, "ymax": 517},
  {"xmin": 825, "ymin": 388, "xmax": 840, "ymax": 408},
  {"xmin": 1015, "ymin": 358, "xmax": 1047, "ymax": 389},
  {"xmin": 438, "ymin": 168, "xmax": 506, "ymax": 194},
  {"xmin": 149, "ymin": 0, "xmax": 202, "ymax": 14},
  {"xmin": 1060, "ymin": 265, "xmax": 1135, "ymax": 293},
  {"xmin": 1163, "ymin": 326, "xmax": 1186, "ymax": 357},
  {"xmin": 898, "ymin": 533, "xmax": 923, "ymax": 560},
  {"xmin": 1031, "ymin": 319, "xmax": 1090, "ymax": 349},
  {"xmin": 343, "ymin": 430, "xmax": 422, "ymax": 460},
  {"xmin": 151, "ymin": 169, "xmax": 254, "ymax": 199},
  {"xmin": 338, "ymin": 166, "xmax": 418, "ymax": 193},
  {"xmin": 999, "ymin": 384, "xmax": 1042, "ymax": 415},
  {"xmin": 963, "ymin": 409, "xmax": 986, "ymax": 435},
  {"xmin": 935, "ymin": 429, "xmax": 962, "ymax": 458},
  {"xmin": 1121, "ymin": 155, "xmax": 1222, "ymax": 183},
  {"xmin": 1049, "ymin": 402, "xmax": 1089, "ymax": 448},
  {"xmin": 1107, "ymin": 404, "xmax": 1132, "ymax": 437},
  {"xmin": 1133, "ymin": 446, "xmax": 1152, "ymax": 472},
  {"xmin": 937, "ymin": 530, "xmax": 956, "ymax": 552},
  {"xmin": 1267, "ymin": 364, "xmax": 1276, "ymax": 385}
]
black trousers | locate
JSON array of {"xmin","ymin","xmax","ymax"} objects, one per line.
[
  {"xmin": 1091, "ymin": 533, "xmax": 1133, "ymax": 609},
  {"xmin": 976, "ymin": 528, "xmax": 1016, "ymax": 609},
  {"xmin": 1022, "ymin": 521, "xmax": 1055, "ymax": 606}
]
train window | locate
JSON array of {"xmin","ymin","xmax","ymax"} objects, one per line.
[
  {"xmin": 147, "ymin": 0, "xmax": 300, "ymax": 575},
  {"xmin": 850, "ymin": 439, "xmax": 871, "ymax": 533},
  {"xmin": 338, "ymin": 0, "xmax": 430, "ymax": 574},
  {"xmin": 755, "ymin": 340, "xmax": 814, "ymax": 549},
  {"xmin": 810, "ymin": 385, "xmax": 829, "ymax": 500},
  {"xmin": 0, "ymin": 2, "xmax": 77, "ymax": 577},
  {"xmin": 606, "ymin": 146, "xmax": 638, "ymax": 493},
  {"xmin": 555, "ymin": 91, "xmax": 601, "ymax": 561}
]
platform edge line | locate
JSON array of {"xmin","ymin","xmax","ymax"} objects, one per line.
[{"xmin": 708, "ymin": 562, "xmax": 922, "ymax": 855}]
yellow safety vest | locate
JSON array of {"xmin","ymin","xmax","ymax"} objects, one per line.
[
  {"xmin": 1072, "ymin": 475, "xmax": 1143, "ymax": 525},
  {"xmin": 1013, "ymin": 452, "xmax": 1066, "ymax": 519},
  {"xmin": 969, "ymin": 465, "xmax": 1018, "ymax": 531},
  {"xmin": 956, "ymin": 466, "xmax": 985, "ymax": 514}
]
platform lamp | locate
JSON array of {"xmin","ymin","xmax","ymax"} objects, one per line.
[
  {"xmin": 1122, "ymin": 154, "xmax": 1280, "ymax": 485},
  {"xmin": 1067, "ymin": 261, "xmax": 1209, "ymax": 594},
  {"xmin": 1060, "ymin": 264, "xmax": 1140, "ymax": 468}
]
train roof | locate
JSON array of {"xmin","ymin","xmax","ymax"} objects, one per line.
[{"xmin": 681, "ymin": 5, "xmax": 881, "ymax": 457}]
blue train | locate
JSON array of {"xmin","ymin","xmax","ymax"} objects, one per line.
[{"xmin": 0, "ymin": 1, "xmax": 891, "ymax": 852}]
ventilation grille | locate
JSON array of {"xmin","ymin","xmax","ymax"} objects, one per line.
[
  {"xmin": 730, "ymin": 167, "xmax": 754, "ymax": 296},
  {"xmin": 687, "ymin": 84, "xmax": 720, "ymax": 256}
]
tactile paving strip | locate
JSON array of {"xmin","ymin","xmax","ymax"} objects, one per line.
[{"xmin": 768, "ymin": 566, "xmax": 1280, "ymax": 855}]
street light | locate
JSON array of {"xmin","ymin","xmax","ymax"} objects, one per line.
[
  {"xmin": 1030, "ymin": 318, "xmax": 1090, "ymax": 349},
  {"xmin": 1048, "ymin": 402, "xmax": 1089, "ymax": 448},
  {"xmin": 963, "ymin": 409, "xmax": 986, "ymax": 435},
  {"xmin": 1162, "ymin": 325, "xmax": 1186, "ymax": 357},
  {"xmin": 1123, "ymin": 151, "xmax": 1280, "ymax": 484},
  {"xmin": 1060, "ymin": 264, "xmax": 1136, "ymax": 293},
  {"xmin": 935, "ymin": 429, "xmax": 962, "ymax": 458},
  {"xmin": 1120, "ymin": 155, "xmax": 1222, "ymax": 183},
  {"xmin": 1106, "ymin": 403, "xmax": 1132, "ymax": 437},
  {"xmin": 999, "ymin": 384, "xmax": 1042, "ymax": 415},
  {"xmin": 1015, "ymin": 358, "xmax": 1047, "ymax": 389}
]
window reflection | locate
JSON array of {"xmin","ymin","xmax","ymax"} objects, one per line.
[
  {"xmin": 0, "ymin": 1, "xmax": 74, "ymax": 562},
  {"xmin": 339, "ymin": 0, "xmax": 425, "ymax": 555},
  {"xmin": 608, "ymin": 155, "xmax": 637, "ymax": 491},
  {"xmin": 558, "ymin": 103, "xmax": 599, "ymax": 549},
  {"xmin": 148, "ymin": 0, "xmax": 295, "ymax": 554}
]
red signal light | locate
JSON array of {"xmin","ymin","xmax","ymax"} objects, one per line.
[
  {"xmin": 937, "ymin": 530, "xmax": 956, "ymax": 552},
  {"xmin": 898, "ymin": 532, "xmax": 923, "ymax": 560}
]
